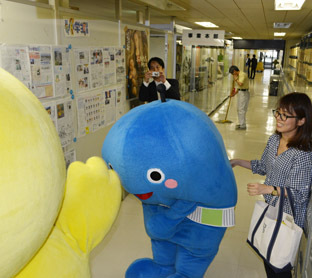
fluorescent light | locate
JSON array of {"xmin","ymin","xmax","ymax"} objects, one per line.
[
  {"xmin": 275, "ymin": 0, "xmax": 305, "ymax": 10},
  {"xmin": 195, "ymin": 22, "xmax": 219, "ymax": 28},
  {"xmin": 175, "ymin": 24, "xmax": 191, "ymax": 30},
  {"xmin": 274, "ymin": 32, "xmax": 286, "ymax": 36},
  {"xmin": 232, "ymin": 37, "xmax": 243, "ymax": 39},
  {"xmin": 273, "ymin": 22, "xmax": 292, "ymax": 28}
]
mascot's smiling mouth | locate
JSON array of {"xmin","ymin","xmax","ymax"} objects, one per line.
[{"xmin": 135, "ymin": 192, "xmax": 153, "ymax": 200}]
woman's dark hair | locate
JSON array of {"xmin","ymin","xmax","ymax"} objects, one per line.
[
  {"xmin": 148, "ymin": 57, "xmax": 165, "ymax": 69},
  {"xmin": 276, "ymin": 92, "xmax": 312, "ymax": 151}
]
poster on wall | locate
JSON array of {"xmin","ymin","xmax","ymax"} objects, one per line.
[
  {"xmin": 44, "ymin": 101, "xmax": 57, "ymax": 128},
  {"xmin": 53, "ymin": 46, "xmax": 72, "ymax": 97},
  {"xmin": 0, "ymin": 45, "xmax": 32, "ymax": 89},
  {"xmin": 104, "ymin": 88, "xmax": 116, "ymax": 126},
  {"xmin": 90, "ymin": 48, "xmax": 104, "ymax": 89},
  {"xmin": 64, "ymin": 18, "xmax": 89, "ymax": 37},
  {"xmin": 76, "ymin": 91, "xmax": 106, "ymax": 137},
  {"xmin": 176, "ymin": 44, "xmax": 183, "ymax": 82},
  {"xmin": 43, "ymin": 98, "xmax": 75, "ymax": 147},
  {"xmin": 74, "ymin": 49, "xmax": 90, "ymax": 93},
  {"xmin": 28, "ymin": 45, "xmax": 54, "ymax": 99},
  {"xmin": 180, "ymin": 45, "xmax": 192, "ymax": 96},
  {"xmin": 116, "ymin": 85, "xmax": 126, "ymax": 120},
  {"xmin": 125, "ymin": 28, "xmax": 148, "ymax": 99},
  {"xmin": 115, "ymin": 47, "xmax": 126, "ymax": 84},
  {"xmin": 103, "ymin": 47, "xmax": 116, "ymax": 86},
  {"xmin": 55, "ymin": 98, "xmax": 75, "ymax": 147}
]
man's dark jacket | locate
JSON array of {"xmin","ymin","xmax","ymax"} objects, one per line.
[{"xmin": 139, "ymin": 79, "xmax": 180, "ymax": 103}]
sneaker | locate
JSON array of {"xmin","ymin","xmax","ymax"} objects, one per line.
[{"xmin": 235, "ymin": 125, "xmax": 246, "ymax": 130}]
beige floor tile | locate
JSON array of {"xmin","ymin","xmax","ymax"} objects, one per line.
[
  {"xmin": 236, "ymin": 265, "xmax": 267, "ymax": 278},
  {"xmin": 204, "ymin": 261, "xmax": 239, "ymax": 278},
  {"xmin": 238, "ymin": 242, "xmax": 266, "ymax": 268}
]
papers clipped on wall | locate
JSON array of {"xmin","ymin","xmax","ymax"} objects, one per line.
[
  {"xmin": 0, "ymin": 44, "xmax": 127, "ymax": 147},
  {"xmin": 182, "ymin": 30, "xmax": 225, "ymax": 46}
]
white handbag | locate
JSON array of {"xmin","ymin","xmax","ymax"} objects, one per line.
[{"xmin": 247, "ymin": 187, "xmax": 303, "ymax": 273}]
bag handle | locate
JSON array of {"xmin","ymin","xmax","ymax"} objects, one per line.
[
  {"xmin": 249, "ymin": 187, "xmax": 296, "ymax": 264},
  {"xmin": 266, "ymin": 187, "xmax": 285, "ymax": 261},
  {"xmin": 285, "ymin": 187, "xmax": 296, "ymax": 219},
  {"xmin": 250, "ymin": 203, "xmax": 270, "ymax": 245}
]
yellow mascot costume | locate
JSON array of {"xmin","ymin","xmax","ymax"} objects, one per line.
[{"xmin": 0, "ymin": 68, "xmax": 122, "ymax": 278}]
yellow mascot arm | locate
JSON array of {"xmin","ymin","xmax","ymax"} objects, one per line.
[
  {"xmin": 56, "ymin": 156, "xmax": 122, "ymax": 253},
  {"xmin": 15, "ymin": 157, "xmax": 122, "ymax": 278}
]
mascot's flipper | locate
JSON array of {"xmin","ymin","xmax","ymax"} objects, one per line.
[
  {"xmin": 15, "ymin": 157, "xmax": 122, "ymax": 278},
  {"xmin": 143, "ymin": 201, "xmax": 196, "ymax": 239}
]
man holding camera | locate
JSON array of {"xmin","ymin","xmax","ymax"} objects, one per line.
[{"xmin": 139, "ymin": 57, "xmax": 180, "ymax": 103}]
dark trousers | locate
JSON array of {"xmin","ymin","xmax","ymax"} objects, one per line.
[
  {"xmin": 264, "ymin": 261, "xmax": 292, "ymax": 278},
  {"xmin": 250, "ymin": 67, "xmax": 256, "ymax": 79}
]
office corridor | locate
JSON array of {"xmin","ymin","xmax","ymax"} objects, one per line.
[{"xmin": 90, "ymin": 69, "xmax": 280, "ymax": 278}]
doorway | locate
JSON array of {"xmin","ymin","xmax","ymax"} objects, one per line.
[{"xmin": 260, "ymin": 50, "xmax": 281, "ymax": 69}]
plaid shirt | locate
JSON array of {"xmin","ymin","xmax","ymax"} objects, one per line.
[{"xmin": 251, "ymin": 134, "xmax": 312, "ymax": 228}]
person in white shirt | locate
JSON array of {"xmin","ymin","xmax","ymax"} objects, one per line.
[{"xmin": 229, "ymin": 65, "xmax": 250, "ymax": 130}]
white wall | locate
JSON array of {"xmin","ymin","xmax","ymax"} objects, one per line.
[
  {"xmin": 0, "ymin": 1, "xmax": 55, "ymax": 45},
  {"xmin": 233, "ymin": 49, "xmax": 245, "ymax": 71},
  {"xmin": 150, "ymin": 37, "xmax": 166, "ymax": 62}
]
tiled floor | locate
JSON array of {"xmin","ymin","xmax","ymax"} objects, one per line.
[{"xmin": 90, "ymin": 69, "xmax": 279, "ymax": 277}]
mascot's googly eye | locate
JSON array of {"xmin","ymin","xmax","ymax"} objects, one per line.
[
  {"xmin": 147, "ymin": 168, "xmax": 165, "ymax": 184},
  {"xmin": 108, "ymin": 163, "xmax": 114, "ymax": 170}
]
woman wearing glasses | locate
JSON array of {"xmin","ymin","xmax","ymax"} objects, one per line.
[{"xmin": 230, "ymin": 92, "xmax": 312, "ymax": 278}]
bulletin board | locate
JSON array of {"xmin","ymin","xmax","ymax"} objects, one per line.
[{"xmin": 0, "ymin": 43, "xmax": 126, "ymax": 148}]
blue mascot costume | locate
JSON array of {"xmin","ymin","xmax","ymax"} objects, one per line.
[{"xmin": 102, "ymin": 99, "xmax": 237, "ymax": 278}]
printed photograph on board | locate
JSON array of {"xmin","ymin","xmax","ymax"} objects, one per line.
[{"xmin": 125, "ymin": 28, "xmax": 148, "ymax": 99}]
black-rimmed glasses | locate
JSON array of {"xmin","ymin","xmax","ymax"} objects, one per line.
[{"xmin": 272, "ymin": 110, "xmax": 298, "ymax": 121}]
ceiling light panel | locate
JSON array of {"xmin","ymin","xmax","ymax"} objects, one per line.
[
  {"xmin": 275, "ymin": 0, "xmax": 305, "ymax": 10},
  {"xmin": 274, "ymin": 32, "xmax": 286, "ymax": 36},
  {"xmin": 195, "ymin": 22, "xmax": 219, "ymax": 28},
  {"xmin": 273, "ymin": 22, "xmax": 292, "ymax": 28}
]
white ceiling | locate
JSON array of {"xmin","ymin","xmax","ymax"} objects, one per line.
[{"xmin": 69, "ymin": 0, "xmax": 312, "ymax": 40}]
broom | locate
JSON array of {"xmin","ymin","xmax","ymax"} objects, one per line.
[{"xmin": 215, "ymin": 79, "xmax": 235, "ymax": 124}]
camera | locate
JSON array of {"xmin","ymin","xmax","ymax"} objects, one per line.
[{"xmin": 152, "ymin": 72, "xmax": 160, "ymax": 77}]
